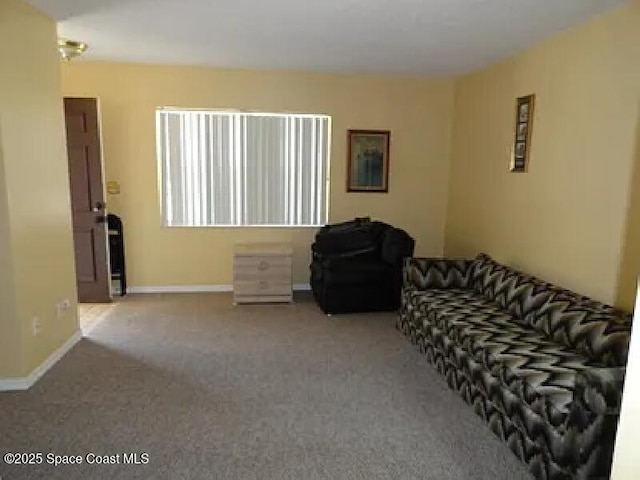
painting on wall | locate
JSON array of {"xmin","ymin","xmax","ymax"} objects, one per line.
[
  {"xmin": 511, "ymin": 94, "xmax": 535, "ymax": 172},
  {"xmin": 347, "ymin": 130, "xmax": 390, "ymax": 192}
]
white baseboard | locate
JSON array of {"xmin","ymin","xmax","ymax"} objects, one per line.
[
  {"xmin": 0, "ymin": 330, "xmax": 82, "ymax": 392},
  {"xmin": 129, "ymin": 284, "xmax": 312, "ymax": 293},
  {"xmin": 128, "ymin": 284, "xmax": 233, "ymax": 294}
]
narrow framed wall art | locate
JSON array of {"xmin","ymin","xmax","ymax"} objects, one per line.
[{"xmin": 511, "ymin": 94, "xmax": 535, "ymax": 172}]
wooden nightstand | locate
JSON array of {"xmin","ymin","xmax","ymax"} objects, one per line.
[{"xmin": 233, "ymin": 243, "xmax": 293, "ymax": 304}]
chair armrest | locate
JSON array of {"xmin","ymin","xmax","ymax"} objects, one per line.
[
  {"xmin": 403, "ymin": 257, "xmax": 472, "ymax": 290},
  {"xmin": 381, "ymin": 228, "xmax": 415, "ymax": 266}
]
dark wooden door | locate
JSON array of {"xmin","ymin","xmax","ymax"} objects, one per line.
[{"xmin": 64, "ymin": 97, "xmax": 111, "ymax": 303}]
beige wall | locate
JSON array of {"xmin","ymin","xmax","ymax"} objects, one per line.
[
  {"xmin": 445, "ymin": 1, "xmax": 640, "ymax": 307},
  {"xmin": 61, "ymin": 63, "xmax": 454, "ymax": 286},
  {"xmin": 0, "ymin": 0, "xmax": 79, "ymax": 377}
]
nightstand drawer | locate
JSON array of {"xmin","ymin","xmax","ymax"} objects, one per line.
[
  {"xmin": 234, "ymin": 257, "xmax": 292, "ymax": 278},
  {"xmin": 234, "ymin": 255, "xmax": 292, "ymax": 268},
  {"xmin": 234, "ymin": 280, "xmax": 291, "ymax": 296}
]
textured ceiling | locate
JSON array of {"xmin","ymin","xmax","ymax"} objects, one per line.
[{"xmin": 28, "ymin": 0, "xmax": 628, "ymax": 75}]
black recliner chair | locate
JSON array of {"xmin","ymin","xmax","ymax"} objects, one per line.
[{"xmin": 310, "ymin": 218, "xmax": 415, "ymax": 314}]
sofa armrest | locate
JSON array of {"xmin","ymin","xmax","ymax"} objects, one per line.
[
  {"xmin": 572, "ymin": 367, "xmax": 626, "ymax": 416},
  {"xmin": 403, "ymin": 257, "xmax": 472, "ymax": 290},
  {"xmin": 566, "ymin": 367, "xmax": 626, "ymax": 477}
]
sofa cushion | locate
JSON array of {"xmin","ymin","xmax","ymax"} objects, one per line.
[
  {"xmin": 408, "ymin": 288, "xmax": 513, "ymax": 359},
  {"xmin": 428, "ymin": 307, "xmax": 599, "ymax": 428},
  {"xmin": 412, "ymin": 288, "xmax": 507, "ymax": 318},
  {"xmin": 524, "ymin": 301, "xmax": 631, "ymax": 367}
]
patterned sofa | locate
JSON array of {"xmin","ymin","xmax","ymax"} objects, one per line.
[{"xmin": 396, "ymin": 254, "xmax": 632, "ymax": 480}]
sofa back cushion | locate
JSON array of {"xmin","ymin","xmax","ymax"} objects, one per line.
[
  {"xmin": 403, "ymin": 258, "xmax": 472, "ymax": 290},
  {"xmin": 470, "ymin": 254, "xmax": 632, "ymax": 366},
  {"xmin": 469, "ymin": 253, "xmax": 554, "ymax": 319}
]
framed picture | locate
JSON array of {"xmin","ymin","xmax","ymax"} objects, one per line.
[
  {"xmin": 518, "ymin": 103, "xmax": 530, "ymax": 122},
  {"xmin": 347, "ymin": 130, "xmax": 390, "ymax": 192},
  {"xmin": 516, "ymin": 123, "xmax": 528, "ymax": 141},
  {"xmin": 511, "ymin": 94, "xmax": 535, "ymax": 172}
]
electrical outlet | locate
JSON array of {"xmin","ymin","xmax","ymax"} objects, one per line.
[
  {"xmin": 32, "ymin": 317, "xmax": 41, "ymax": 336},
  {"xmin": 56, "ymin": 298, "xmax": 72, "ymax": 319}
]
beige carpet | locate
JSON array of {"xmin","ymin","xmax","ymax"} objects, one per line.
[{"xmin": 0, "ymin": 293, "xmax": 531, "ymax": 480}]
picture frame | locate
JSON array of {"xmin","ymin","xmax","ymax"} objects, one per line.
[
  {"xmin": 346, "ymin": 129, "xmax": 390, "ymax": 192},
  {"xmin": 511, "ymin": 94, "xmax": 535, "ymax": 172}
]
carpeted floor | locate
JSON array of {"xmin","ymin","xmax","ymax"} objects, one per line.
[{"xmin": 0, "ymin": 293, "xmax": 532, "ymax": 480}]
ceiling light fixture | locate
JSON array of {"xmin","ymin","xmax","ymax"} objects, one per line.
[{"xmin": 57, "ymin": 38, "xmax": 88, "ymax": 61}]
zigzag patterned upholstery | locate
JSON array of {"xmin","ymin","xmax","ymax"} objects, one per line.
[
  {"xmin": 397, "ymin": 255, "xmax": 631, "ymax": 480},
  {"xmin": 403, "ymin": 258, "xmax": 472, "ymax": 290},
  {"xmin": 470, "ymin": 254, "xmax": 631, "ymax": 367}
]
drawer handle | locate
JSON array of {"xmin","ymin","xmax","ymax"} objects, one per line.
[
  {"xmin": 258, "ymin": 261, "xmax": 269, "ymax": 271},
  {"xmin": 258, "ymin": 281, "xmax": 268, "ymax": 290}
]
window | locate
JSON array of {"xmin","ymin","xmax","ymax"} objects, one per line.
[{"xmin": 156, "ymin": 108, "xmax": 331, "ymax": 227}]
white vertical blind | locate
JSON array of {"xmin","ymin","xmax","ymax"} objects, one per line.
[{"xmin": 157, "ymin": 109, "xmax": 330, "ymax": 227}]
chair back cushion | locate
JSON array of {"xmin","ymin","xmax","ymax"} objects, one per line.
[
  {"xmin": 470, "ymin": 254, "xmax": 631, "ymax": 366},
  {"xmin": 312, "ymin": 218, "xmax": 387, "ymax": 256}
]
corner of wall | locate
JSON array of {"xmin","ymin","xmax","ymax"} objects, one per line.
[
  {"xmin": 0, "ymin": 115, "xmax": 23, "ymax": 378},
  {"xmin": 442, "ymin": 75, "xmax": 466, "ymax": 257},
  {"xmin": 615, "ymin": 106, "xmax": 640, "ymax": 312}
]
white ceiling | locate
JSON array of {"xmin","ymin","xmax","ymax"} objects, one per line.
[{"xmin": 29, "ymin": 0, "xmax": 628, "ymax": 75}]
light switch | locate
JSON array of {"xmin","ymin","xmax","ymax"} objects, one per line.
[{"xmin": 107, "ymin": 181, "xmax": 120, "ymax": 195}]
